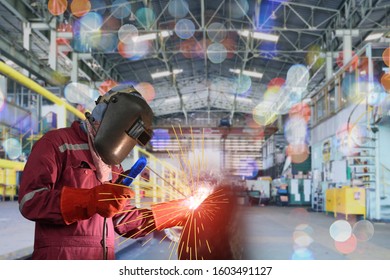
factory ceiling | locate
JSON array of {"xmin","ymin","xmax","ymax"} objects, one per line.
[{"xmin": 0, "ymin": 0, "xmax": 389, "ymax": 128}]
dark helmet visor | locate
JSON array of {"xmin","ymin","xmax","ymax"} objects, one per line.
[{"xmin": 127, "ymin": 117, "xmax": 152, "ymax": 146}]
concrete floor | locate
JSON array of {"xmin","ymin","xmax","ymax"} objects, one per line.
[
  {"xmin": 2, "ymin": 201, "xmax": 390, "ymax": 260},
  {"xmin": 117, "ymin": 205, "xmax": 390, "ymax": 260},
  {"xmin": 241, "ymin": 205, "xmax": 390, "ymax": 260}
]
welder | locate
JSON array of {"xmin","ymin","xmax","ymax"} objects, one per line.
[{"xmin": 18, "ymin": 85, "xmax": 186, "ymax": 260}]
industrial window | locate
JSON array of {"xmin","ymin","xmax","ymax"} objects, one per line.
[{"xmin": 316, "ymin": 94, "xmax": 326, "ymax": 121}]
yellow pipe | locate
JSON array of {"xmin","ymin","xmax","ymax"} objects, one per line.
[
  {"xmin": 0, "ymin": 61, "xmax": 85, "ymax": 120},
  {"xmin": 0, "ymin": 159, "xmax": 25, "ymax": 171}
]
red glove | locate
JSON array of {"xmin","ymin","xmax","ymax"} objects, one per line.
[
  {"xmin": 151, "ymin": 199, "xmax": 190, "ymax": 230},
  {"xmin": 60, "ymin": 183, "xmax": 134, "ymax": 225}
]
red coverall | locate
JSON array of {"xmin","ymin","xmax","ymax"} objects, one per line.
[{"xmin": 18, "ymin": 121, "xmax": 151, "ymax": 260}]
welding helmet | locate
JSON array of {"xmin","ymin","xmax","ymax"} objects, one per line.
[{"xmin": 92, "ymin": 85, "xmax": 153, "ymax": 165}]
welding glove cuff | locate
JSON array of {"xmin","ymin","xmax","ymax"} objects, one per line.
[{"xmin": 60, "ymin": 184, "xmax": 134, "ymax": 225}]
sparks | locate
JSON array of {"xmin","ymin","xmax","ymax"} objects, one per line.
[{"xmin": 187, "ymin": 183, "xmax": 213, "ymax": 210}]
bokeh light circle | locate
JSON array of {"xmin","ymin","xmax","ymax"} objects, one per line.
[
  {"xmin": 64, "ymin": 82, "xmax": 96, "ymax": 105},
  {"xmin": 293, "ymin": 231, "xmax": 313, "ymax": 247},
  {"xmin": 329, "ymin": 220, "xmax": 352, "ymax": 242},
  {"xmin": 111, "ymin": 0, "xmax": 132, "ymax": 19},
  {"xmin": 118, "ymin": 40, "xmax": 150, "ymax": 60},
  {"xmin": 134, "ymin": 82, "xmax": 156, "ymax": 103},
  {"xmin": 96, "ymin": 32, "xmax": 118, "ymax": 53},
  {"xmin": 3, "ymin": 138, "xmax": 22, "ymax": 160},
  {"xmin": 234, "ymin": 74, "xmax": 252, "ymax": 95},
  {"xmin": 207, "ymin": 42, "xmax": 227, "ymax": 64},
  {"xmin": 70, "ymin": 0, "xmax": 91, "ymax": 18},
  {"xmin": 286, "ymin": 64, "xmax": 310, "ymax": 91},
  {"xmin": 118, "ymin": 41, "xmax": 132, "ymax": 58},
  {"xmin": 84, "ymin": 89, "xmax": 100, "ymax": 111},
  {"xmin": 289, "ymin": 102, "xmax": 311, "ymax": 123},
  {"xmin": 381, "ymin": 73, "xmax": 390, "ymax": 92},
  {"xmin": 341, "ymin": 72, "xmax": 357, "ymax": 100},
  {"xmin": 73, "ymin": 12, "xmax": 103, "ymax": 50},
  {"xmin": 291, "ymin": 248, "xmax": 314, "ymax": 260},
  {"xmin": 268, "ymin": 77, "xmax": 285, "ymax": 88},
  {"xmin": 336, "ymin": 51, "xmax": 359, "ymax": 70},
  {"xmin": 367, "ymin": 81, "xmax": 387, "ymax": 106},
  {"xmin": 118, "ymin": 24, "xmax": 138, "ymax": 44},
  {"xmin": 99, "ymin": 80, "xmax": 118, "ymax": 95},
  {"xmin": 352, "ymin": 220, "xmax": 375, "ymax": 242},
  {"xmin": 286, "ymin": 143, "xmax": 309, "ymax": 164},
  {"xmin": 179, "ymin": 38, "xmax": 196, "ymax": 58},
  {"xmin": 79, "ymin": 11, "xmax": 103, "ymax": 31},
  {"xmin": 349, "ymin": 124, "xmax": 369, "ymax": 147},
  {"xmin": 48, "ymin": 0, "xmax": 67, "ymax": 16},
  {"xmin": 263, "ymin": 86, "xmax": 280, "ymax": 102},
  {"xmin": 56, "ymin": 23, "xmax": 72, "ymax": 52},
  {"xmin": 207, "ymin": 22, "xmax": 227, "ymax": 42},
  {"xmin": 136, "ymin": 8, "xmax": 156, "ymax": 28},
  {"xmin": 175, "ymin": 19, "xmax": 195, "ymax": 39},
  {"xmin": 334, "ymin": 234, "xmax": 357, "ymax": 254},
  {"xmin": 168, "ymin": 0, "xmax": 189, "ymax": 18},
  {"xmin": 284, "ymin": 116, "xmax": 308, "ymax": 145},
  {"xmin": 295, "ymin": 223, "xmax": 314, "ymax": 235},
  {"xmin": 192, "ymin": 39, "xmax": 210, "ymax": 59},
  {"xmin": 382, "ymin": 48, "xmax": 390, "ymax": 67},
  {"xmin": 336, "ymin": 123, "xmax": 355, "ymax": 156},
  {"xmin": 305, "ymin": 45, "xmax": 325, "ymax": 72},
  {"xmin": 252, "ymin": 102, "xmax": 277, "ymax": 126}
]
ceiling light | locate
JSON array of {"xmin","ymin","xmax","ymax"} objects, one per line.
[
  {"xmin": 173, "ymin": 69, "xmax": 183, "ymax": 74},
  {"xmin": 252, "ymin": 31, "xmax": 279, "ymax": 42},
  {"xmin": 160, "ymin": 30, "xmax": 173, "ymax": 38},
  {"xmin": 229, "ymin": 68, "xmax": 263, "ymax": 79},
  {"xmin": 364, "ymin": 32, "xmax": 384, "ymax": 41},
  {"xmin": 133, "ymin": 31, "xmax": 172, "ymax": 42},
  {"xmin": 237, "ymin": 30, "xmax": 279, "ymax": 42},
  {"xmin": 243, "ymin": 70, "xmax": 263, "ymax": 78},
  {"xmin": 151, "ymin": 69, "xmax": 183, "ymax": 79},
  {"xmin": 151, "ymin": 70, "xmax": 171, "ymax": 79},
  {"xmin": 133, "ymin": 33, "xmax": 157, "ymax": 42},
  {"xmin": 229, "ymin": 68, "xmax": 241, "ymax": 74},
  {"xmin": 237, "ymin": 30, "xmax": 250, "ymax": 37}
]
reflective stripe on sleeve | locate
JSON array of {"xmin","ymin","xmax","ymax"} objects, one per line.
[
  {"xmin": 19, "ymin": 187, "xmax": 50, "ymax": 212},
  {"xmin": 58, "ymin": 143, "xmax": 89, "ymax": 153},
  {"xmin": 114, "ymin": 213, "xmax": 126, "ymax": 227}
]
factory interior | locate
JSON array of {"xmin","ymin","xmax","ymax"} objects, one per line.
[{"xmin": 1, "ymin": 0, "xmax": 390, "ymax": 261}]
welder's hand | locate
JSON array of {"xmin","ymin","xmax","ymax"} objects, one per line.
[
  {"xmin": 60, "ymin": 184, "xmax": 134, "ymax": 225},
  {"xmin": 151, "ymin": 199, "xmax": 190, "ymax": 231}
]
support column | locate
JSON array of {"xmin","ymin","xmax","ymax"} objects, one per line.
[
  {"xmin": 0, "ymin": 75, "xmax": 7, "ymax": 99},
  {"xmin": 326, "ymin": 52, "xmax": 333, "ymax": 81},
  {"xmin": 343, "ymin": 32, "xmax": 352, "ymax": 67},
  {"xmin": 56, "ymin": 105, "xmax": 67, "ymax": 129},
  {"xmin": 335, "ymin": 29, "xmax": 359, "ymax": 71},
  {"xmin": 22, "ymin": 22, "xmax": 31, "ymax": 51},
  {"xmin": 71, "ymin": 52, "xmax": 79, "ymax": 82},
  {"xmin": 375, "ymin": 129, "xmax": 381, "ymax": 220},
  {"xmin": 49, "ymin": 18, "xmax": 57, "ymax": 71}
]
